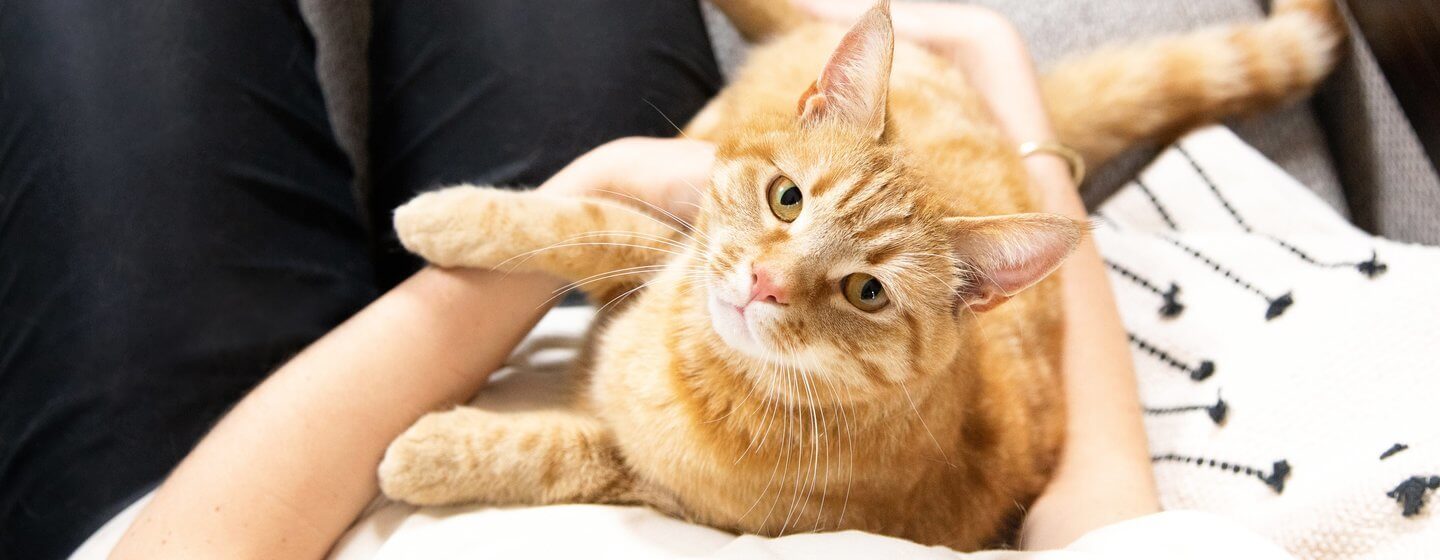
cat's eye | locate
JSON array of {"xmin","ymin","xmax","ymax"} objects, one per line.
[
  {"xmin": 841, "ymin": 273, "xmax": 890, "ymax": 312},
  {"xmin": 767, "ymin": 175, "xmax": 803, "ymax": 222}
]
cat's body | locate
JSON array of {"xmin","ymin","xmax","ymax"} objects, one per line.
[{"xmin": 378, "ymin": 0, "xmax": 1341, "ymax": 550}]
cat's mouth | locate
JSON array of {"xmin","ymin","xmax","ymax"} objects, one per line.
[{"xmin": 706, "ymin": 292, "xmax": 770, "ymax": 358}]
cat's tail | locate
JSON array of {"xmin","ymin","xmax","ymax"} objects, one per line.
[
  {"xmin": 706, "ymin": 0, "xmax": 810, "ymax": 42},
  {"xmin": 1042, "ymin": 0, "xmax": 1345, "ymax": 167}
]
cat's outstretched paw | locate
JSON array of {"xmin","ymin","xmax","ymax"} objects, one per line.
[
  {"xmin": 378, "ymin": 408, "xmax": 487, "ymax": 506},
  {"xmin": 392, "ymin": 186, "xmax": 519, "ymax": 269}
]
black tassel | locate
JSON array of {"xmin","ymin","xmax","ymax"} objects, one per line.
[
  {"xmin": 1265, "ymin": 292, "xmax": 1294, "ymax": 320},
  {"xmin": 1160, "ymin": 283, "xmax": 1184, "ymax": 318},
  {"xmin": 1381, "ymin": 443, "xmax": 1410, "ymax": 460},
  {"xmin": 1357, "ymin": 251, "xmax": 1388, "ymax": 278},
  {"xmin": 1192, "ymin": 360, "xmax": 1216, "ymax": 382},
  {"xmin": 1261, "ymin": 460, "xmax": 1292, "ymax": 493},
  {"xmin": 1387, "ymin": 476, "xmax": 1440, "ymax": 517},
  {"xmin": 1206, "ymin": 396, "xmax": 1229, "ymax": 424}
]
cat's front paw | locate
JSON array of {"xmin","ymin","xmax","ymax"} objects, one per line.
[
  {"xmin": 392, "ymin": 186, "xmax": 517, "ymax": 268},
  {"xmin": 378, "ymin": 410, "xmax": 478, "ymax": 506}
]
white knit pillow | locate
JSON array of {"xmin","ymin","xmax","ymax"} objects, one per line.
[{"xmin": 1096, "ymin": 126, "xmax": 1440, "ymax": 559}]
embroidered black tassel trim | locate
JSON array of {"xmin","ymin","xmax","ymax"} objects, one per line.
[
  {"xmin": 1152, "ymin": 454, "xmax": 1291, "ymax": 493},
  {"xmin": 1161, "ymin": 236, "xmax": 1292, "ymax": 320},
  {"xmin": 1179, "ymin": 146, "xmax": 1385, "ymax": 279},
  {"xmin": 1128, "ymin": 333, "xmax": 1215, "ymax": 381},
  {"xmin": 1135, "ymin": 178, "xmax": 1180, "ymax": 230},
  {"xmin": 1144, "ymin": 394, "xmax": 1228, "ymax": 425},
  {"xmin": 1105, "ymin": 259, "xmax": 1185, "ymax": 318}
]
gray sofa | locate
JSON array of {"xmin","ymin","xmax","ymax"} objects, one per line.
[{"xmin": 300, "ymin": 0, "xmax": 1440, "ymax": 245}]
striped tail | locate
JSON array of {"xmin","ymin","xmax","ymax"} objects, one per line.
[
  {"xmin": 706, "ymin": 0, "xmax": 810, "ymax": 42},
  {"xmin": 1042, "ymin": 0, "xmax": 1346, "ymax": 167}
]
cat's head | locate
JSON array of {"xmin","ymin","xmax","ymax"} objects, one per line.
[{"xmin": 695, "ymin": 1, "xmax": 1081, "ymax": 399}]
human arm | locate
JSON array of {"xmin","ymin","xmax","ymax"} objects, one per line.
[
  {"xmin": 108, "ymin": 139, "xmax": 715, "ymax": 559},
  {"xmin": 796, "ymin": 0, "xmax": 1160, "ymax": 549},
  {"xmin": 934, "ymin": 14, "xmax": 1162, "ymax": 548}
]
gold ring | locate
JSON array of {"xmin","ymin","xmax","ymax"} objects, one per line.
[{"xmin": 1018, "ymin": 140, "xmax": 1086, "ymax": 185}]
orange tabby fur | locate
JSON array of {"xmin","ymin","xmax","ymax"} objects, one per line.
[{"xmin": 378, "ymin": 0, "xmax": 1342, "ymax": 550}]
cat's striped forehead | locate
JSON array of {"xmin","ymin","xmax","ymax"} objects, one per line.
[
  {"xmin": 705, "ymin": 130, "xmax": 959, "ymax": 311},
  {"xmin": 715, "ymin": 131, "xmax": 925, "ymax": 226}
]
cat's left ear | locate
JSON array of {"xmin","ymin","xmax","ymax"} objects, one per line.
[
  {"xmin": 943, "ymin": 213, "xmax": 1084, "ymax": 312},
  {"xmin": 797, "ymin": 0, "xmax": 894, "ymax": 139}
]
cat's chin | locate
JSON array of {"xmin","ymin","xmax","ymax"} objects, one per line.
[{"xmin": 705, "ymin": 294, "xmax": 770, "ymax": 359}]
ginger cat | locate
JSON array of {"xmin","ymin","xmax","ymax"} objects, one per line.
[{"xmin": 377, "ymin": 0, "xmax": 1342, "ymax": 549}]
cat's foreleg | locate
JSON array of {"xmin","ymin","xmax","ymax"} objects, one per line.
[
  {"xmin": 378, "ymin": 406, "xmax": 634, "ymax": 506},
  {"xmin": 394, "ymin": 186, "xmax": 688, "ymax": 298}
]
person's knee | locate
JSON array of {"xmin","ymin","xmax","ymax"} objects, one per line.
[
  {"xmin": 1, "ymin": 1, "xmax": 330, "ymax": 168},
  {"xmin": 369, "ymin": 0, "xmax": 722, "ymax": 189}
]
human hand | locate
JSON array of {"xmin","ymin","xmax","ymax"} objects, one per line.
[{"xmin": 540, "ymin": 137, "xmax": 716, "ymax": 226}]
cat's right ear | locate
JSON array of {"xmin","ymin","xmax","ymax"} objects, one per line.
[
  {"xmin": 797, "ymin": 0, "xmax": 894, "ymax": 140},
  {"xmin": 943, "ymin": 213, "xmax": 1084, "ymax": 312}
]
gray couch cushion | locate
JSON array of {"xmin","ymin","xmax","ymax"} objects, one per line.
[
  {"xmin": 1314, "ymin": 2, "xmax": 1440, "ymax": 245},
  {"xmin": 299, "ymin": 0, "xmax": 372, "ymax": 219}
]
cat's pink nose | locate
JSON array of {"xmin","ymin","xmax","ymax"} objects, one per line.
[{"xmin": 749, "ymin": 265, "xmax": 789, "ymax": 305}]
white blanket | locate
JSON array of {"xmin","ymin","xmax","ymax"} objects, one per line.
[
  {"xmin": 1094, "ymin": 126, "xmax": 1440, "ymax": 559},
  {"xmin": 73, "ymin": 126, "xmax": 1438, "ymax": 559}
]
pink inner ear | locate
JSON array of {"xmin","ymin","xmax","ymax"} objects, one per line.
[
  {"xmin": 796, "ymin": 1, "xmax": 894, "ymax": 138},
  {"xmin": 945, "ymin": 214, "xmax": 1084, "ymax": 301},
  {"xmin": 986, "ymin": 252, "xmax": 1068, "ymax": 296}
]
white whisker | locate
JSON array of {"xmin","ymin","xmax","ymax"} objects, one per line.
[
  {"xmin": 561, "ymin": 230, "xmax": 691, "ymax": 251},
  {"xmin": 493, "ymin": 241, "xmax": 684, "ymax": 274},
  {"xmin": 531, "ymin": 265, "xmax": 670, "ymax": 311},
  {"xmin": 593, "ymin": 188, "xmax": 711, "ymax": 245},
  {"xmin": 553, "ymin": 265, "xmax": 670, "ymax": 295},
  {"xmin": 596, "ymin": 278, "xmax": 656, "ymax": 314},
  {"xmin": 643, "ymin": 97, "xmax": 692, "ymax": 140},
  {"xmin": 899, "ymin": 380, "xmax": 955, "ymax": 468}
]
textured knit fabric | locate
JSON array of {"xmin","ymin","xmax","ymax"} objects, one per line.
[{"xmin": 1098, "ymin": 126, "xmax": 1440, "ymax": 559}]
